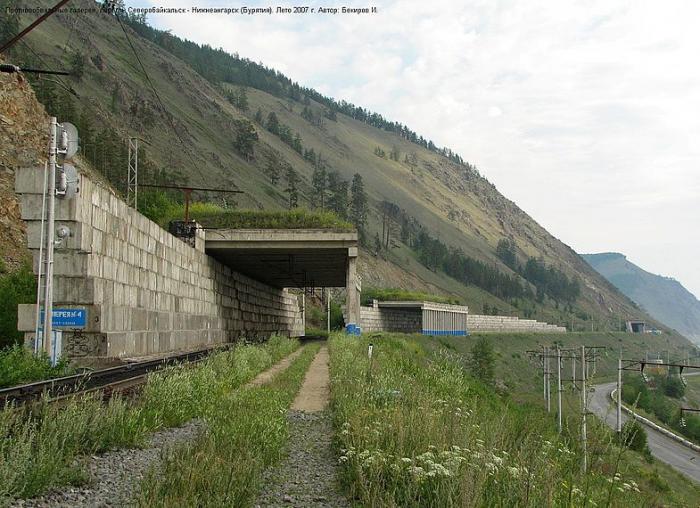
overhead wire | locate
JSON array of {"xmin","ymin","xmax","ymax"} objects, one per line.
[
  {"xmin": 57, "ymin": 12, "xmax": 77, "ymax": 62},
  {"xmin": 18, "ymin": 39, "xmax": 78, "ymax": 97},
  {"xmin": 0, "ymin": 0, "xmax": 71, "ymax": 53},
  {"xmin": 114, "ymin": 12, "xmax": 209, "ymax": 186}
]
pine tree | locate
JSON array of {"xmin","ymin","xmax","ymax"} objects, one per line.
[
  {"xmin": 285, "ymin": 165, "xmax": 299, "ymax": 208},
  {"xmin": 266, "ymin": 112, "xmax": 280, "ymax": 135},
  {"xmin": 235, "ymin": 86, "xmax": 249, "ymax": 111},
  {"xmin": 350, "ymin": 173, "xmax": 367, "ymax": 231},
  {"xmin": 233, "ymin": 119, "xmax": 258, "ymax": 160},
  {"xmin": 327, "ymin": 171, "xmax": 348, "ymax": 218},
  {"xmin": 292, "ymin": 132, "xmax": 303, "ymax": 154},
  {"xmin": 496, "ymin": 238, "xmax": 518, "ymax": 270},
  {"xmin": 469, "ymin": 336, "xmax": 495, "ymax": 385},
  {"xmin": 265, "ymin": 152, "xmax": 281, "ymax": 185},
  {"xmin": 76, "ymin": 107, "xmax": 94, "ymax": 160},
  {"xmin": 389, "ymin": 145, "xmax": 400, "ymax": 161},
  {"xmin": 69, "ymin": 51, "xmax": 86, "ymax": 81},
  {"xmin": 110, "ymin": 84, "xmax": 120, "ymax": 113},
  {"xmin": 311, "ymin": 166, "xmax": 327, "ymax": 209},
  {"xmin": 254, "ymin": 108, "xmax": 263, "ymax": 123}
]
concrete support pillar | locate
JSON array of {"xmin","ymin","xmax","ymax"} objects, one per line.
[{"xmin": 345, "ymin": 247, "xmax": 360, "ymax": 334}]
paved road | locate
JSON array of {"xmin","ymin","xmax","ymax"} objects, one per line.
[{"xmin": 590, "ymin": 381, "xmax": 700, "ymax": 483}]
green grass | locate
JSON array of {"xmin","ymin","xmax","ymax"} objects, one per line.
[
  {"xmin": 0, "ymin": 345, "xmax": 73, "ymax": 388},
  {"xmin": 329, "ymin": 333, "xmax": 699, "ymax": 506},
  {"xmin": 0, "ymin": 336, "xmax": 299, "ymax": 503},
  {"xmin": 136, "ymin": 343, "xmax": 320, "ymax": 506},
  {"xmin": 413, "ymin": 331, "xmax": 695, "ymax": 405},
  {"xmin": 304, "ymin": 327, "xmax": 329, "ymax": 339},
  {"xmin": 361, "ymin": 287, "xmax": 460, "ymax": 306},
  {"xmin": 160, "ymin": 203, "xmax": 354, "ymax": 230}
]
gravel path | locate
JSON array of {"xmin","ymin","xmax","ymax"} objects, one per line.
[
  {"xmin": 12, "ymin": 420, "xmax": 205, "ymax": 508},
  {"xmin": 255, "ymin": 411, "xmax": 349, "ymax": 508},
  {"xmin": 248, "ymin": 348, "xmax": 305, "ymax": 387},
  {"xmin": 256, "ymin": 347, "xmax": 349, "ymax": 507},
  {"xmin": 291, "ymin": 347, "xmax": 331, "ymax": 412}
]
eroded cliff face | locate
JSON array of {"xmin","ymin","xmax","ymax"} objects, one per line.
[{"xmin": 0, "ymin": 58, "xmax": 49, "ymax": 269}]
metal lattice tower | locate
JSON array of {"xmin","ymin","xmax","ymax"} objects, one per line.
[{"xmin": 127, "ymin": 137, "xmax": 138, "ymax": 208}]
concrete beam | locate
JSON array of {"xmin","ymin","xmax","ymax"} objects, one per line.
[{"xmin": 204, "ymin": 229, "xmax": 359, "ymax": 289}]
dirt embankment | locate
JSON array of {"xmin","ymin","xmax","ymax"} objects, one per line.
[{"xmin": 0, "ymin": 58, "xmax": 50, "ymax": 270}]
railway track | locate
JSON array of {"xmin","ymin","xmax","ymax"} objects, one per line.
[{"xmin": 0, "ymin": 345, "xmax": 229, "ymax": 406}]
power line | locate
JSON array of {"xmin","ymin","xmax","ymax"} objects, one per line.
[
  {"xmin": 0, "ymin": 0, "xmax": 72, "ymax": 54},
  {"xmin": 17, "ymin": 39, "xmax": 78, "ymax": 97},
  {"xmin": 114, "ymin": 13, "xmax": 209, "ymax": 186},
  {"xmin": 57, "ymin": 13, "xmax": 77, "ymax": 61}
]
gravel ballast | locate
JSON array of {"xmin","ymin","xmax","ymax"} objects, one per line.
[
  {"xmin": 255, "ymin": 411, "xmax": 349, "ymax": 508},
  {"xmin": 12, "ymin": 420, "xmax": 205, "ymax": 508}
]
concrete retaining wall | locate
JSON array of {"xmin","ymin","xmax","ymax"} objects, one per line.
[
  {"xmin": 466, "ymin": 314, "xmax": 565, "ymax": 333},
  {"xmin": 16, "ymin": 168, "xmax": 304, "ymax": 362},
  {"xmin": 359, "ymin": 306, "xmax": 421, "ymax": 334}
]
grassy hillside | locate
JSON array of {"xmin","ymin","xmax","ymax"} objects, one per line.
[
  {"xmin": 1, "ymin": 0, "xmax": 673, "ymax": 332},
  {"xmin": 411, "ymin": 331, "xmax": 699, "ymax": 404},
  {"xmin": 332, "ymin": 333, "xmax": 700, "ymax": 506},
  {"xmin": 584, "ymin": 253, "xmax": 700, "ymax": 344}
]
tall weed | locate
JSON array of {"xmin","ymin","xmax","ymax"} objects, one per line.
[
  {"xmin": 0, "ymin": 337, "xmax": 299, "ymax": 503},
  {"xmin": 329, "ymin": 335, "xmax": 650, "ymax": 507},
  {"xmin": 137, "ymin": 344, "xmax": 319, "ymax": 506}
]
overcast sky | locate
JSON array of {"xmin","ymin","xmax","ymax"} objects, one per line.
[{"xmin": 131, "ymin": 0, "xmax": 700, "ymax": 297}]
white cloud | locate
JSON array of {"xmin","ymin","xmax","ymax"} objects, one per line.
[{"xmin": 133, "ymin": 0, "xmax": 700, "ymax": 297}]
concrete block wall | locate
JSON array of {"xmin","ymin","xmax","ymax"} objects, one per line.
[
  {"xmin": 358, "ymin": 306, "xmax": 422, "ymax": 334},
  {"xmin": 16, "ymin": 168, "xmax": 304, "ymax": 361},
  {"xmin": 466, "ymin": 314, "xmax": 566, "ymax": 333}
]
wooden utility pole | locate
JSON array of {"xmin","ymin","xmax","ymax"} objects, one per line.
[
  {"xmin": 581, "ymin": 345, "xmax": 587, "ymax": 473},
  {"xmin": 557, "ymin": 346, "xmax": 562, "ymax": 433}
]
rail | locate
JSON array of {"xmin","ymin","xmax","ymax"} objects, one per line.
[{"xmin": 0, "ymin": 345, "xmax": 229, "ymax": 406}]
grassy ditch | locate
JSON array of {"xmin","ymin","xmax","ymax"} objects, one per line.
[
  {"xmin": 136, "ymin": 343, "xmax": 320, "ymax": 506},
  {"xmin": 328, "ymin": 334, "xmax": 696, "ymax": 507},
  {"xmin": 0, "ymin": 336, "xmax": 299, "ymax": 503}
]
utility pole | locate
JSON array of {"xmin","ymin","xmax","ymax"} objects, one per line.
[
  {"xmin": 33, "ymin": 162, "xmax": 48, "ymax": 354},
  {"xmin": 37, "ymin": 119, "xmax": 78, "ymax": 363},
  {"xmin": 542, "ymin": 345, "xmax": 547, "ymax": 408},
  {"xmin": 581, "ymin": 345, "xmax": 587, "ymax": 473},
  {"xmin": 557, "ymin": 346, "xmax": 562, "ymax": 433},
  {"xmin": 572, "ymin": 351, "xmax": 576, "ymax": 389},
  {"xmin": 326, "ymin": 288, "xmax": 331, "ymax": 334},
  {"xmin": 617, "ymin": 352, "xmax": 622, "ymax": 433},
  {"xmin": 41, "ymin": 117, "xmax": 58, "ymax": 357},
  {"xmin": 546, "ymin": 347, "xmax": 551, "ymax": 413}
]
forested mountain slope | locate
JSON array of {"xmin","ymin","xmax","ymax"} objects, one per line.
[
  {"xmin": 0, "ymin": 0, "xmax": 667, "ymax": 331},
  {"xmin": 584, "ymin": 253, "xmax": 700, "ymax": 343}
]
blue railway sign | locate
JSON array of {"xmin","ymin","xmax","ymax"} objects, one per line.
[{"xmin": 41, "ymin": 308, "xmax": 87, "ymax": 328}]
